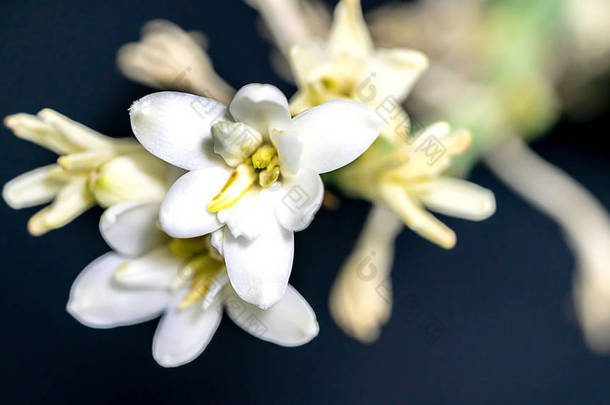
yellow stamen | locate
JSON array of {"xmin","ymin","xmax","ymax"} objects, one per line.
[
  {"xmin": 207, "ymin": 162, "xmax": 257, "ymax": 212},
  {"xmin": 251, "ymin": 144, "xmax": 276, "ymax": 169},
  {"xmin": 258, "ymin": 155, "xmax": 280, "ymax": 187},
  {"xmin": 169, "ymin": 235, "xmax": 210, "ymax": 258},
  {"xmin": 178, "ymin": 255, "xmax": 223, "ymax": 309}
]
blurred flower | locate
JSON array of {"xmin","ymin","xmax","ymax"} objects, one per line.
[
  {"xmin": 129, "ymin": 84, "xmax": 381, "ymax": 308},
  {"xmin": 67, "ymin": 201, "xmax": 318, "ymax": 367},
  {"xmin": 2, "ymin": 109, "xmax": 169, "ymax": 235},
  {"xmin": 329, "ymin": 205, "xmax": 401, "ymax": 343},
  {"xmin": 335, "ymin": 123, "xmax": 495, "ymax": 249},
  {"xmin": 368, "ymin": 0, "xmax": 610, "ymax": 353},
  {"xmin": 117, "ymin": 19, "xmax": 234, "ymax": 104},
  {"xmin": 288, "ymin": 0, "xmax": 427, "ymax": 143},
  {"xmin": 329, "ymin": 123, "xmax": 494, "ymax": 341}
]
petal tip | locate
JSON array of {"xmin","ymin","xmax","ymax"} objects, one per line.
[{"xmin": 3, "ymin": 114, "xmax": 16, "ymax": 129}]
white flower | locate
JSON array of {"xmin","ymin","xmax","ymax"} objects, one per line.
[
  {"xmin": 336, "ymin": 122, "xmax": 496, "ymax": 249},
  {"xmin": 2, "ymin": 109, "xmax": 171, "ymax": 235},
  {"xmin": 287, "ymin": 0, "xmax": 428, "ymax": 142},
  {"xmin": 129, "ymin": 84, "xmax": 382, "ymax": 308},
  {"xmin": 67, "ymin": 201, "xmax": 319, "ymax": 368}
]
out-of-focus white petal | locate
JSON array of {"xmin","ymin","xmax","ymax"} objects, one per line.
[
  {"xmin": 117, "ymin": 19, "xmax": 235, "ymax": 105},
  {"xmin": 223, "ymin": 221, "xmax": 294, "ymax": 309},
  {"xmin": 380, "ymin": 181, "xmax": 456, "ymax": 249},
  {"xmin": 159, "ymin": 167, "xmax": 232, "ymax": 238},
  {"xmin": 274, "ymin": 169, "xmax": 323, "ymax": 232},
  {"xmin": 288, "ymin": 41, "xmax": 329, "ymax": 86},
  {"xmin": 329, "ymin": 205, "xmax": 400, "ymax": 343},
  {"xmin": 37, "ymin": 108, "xmax": 121, "ymax": 151},
  {"xmin": 114, "ymin": 246, "xmax": 181, "ymax": 289},
  {"xmin": 291, "ymin": 100, "xmax": 381, "ymax": 173},
  {"xmin": 27, "ymin": 177, "xmax": 95, "ymax": 236},
  {"xmin": 100, "ymin": 201, "xmax": 168, "ymax": 257},
  {"xmin": 89, "ymin": 151, "xmax": 169, "ymax": 208},
  {"xmin": 416, "ymin": 178, "xmax": 496, "ymax": 221},
  {"xmin": 328, "ymin": 0, "xmax": 373, "ymax": 59},
  {"xmin": 364, "ymin": 48, "xmax": 428, "ymax": 103},
  {"xmin": 152, "ymin": 290, "xmax": 223, "ymax": 367},
  {"xmin": 225, "ymin": 284, "xmax": 318, "ymax": 346},
  {"xmin": 4, "ymin": 113, "xmax": 77, "ymax": 154},
  {"xmin": 129, "ymin": 91, "xmax": 228, "ymax": 170},
  {"xmin": 2, "ymin": 165, "xmax": 63, "ymax": 209},
  {"xmin": 229, "ymin": 84, "xmax": 291, "ymax": 134},
  {"xmin": 67, "ymin": 252, "xmax": 171, "ymax": 328}
]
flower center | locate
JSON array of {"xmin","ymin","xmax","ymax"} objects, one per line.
[
  {"xmin": 320, "ymin": 75, "xmax": 355, "ymax": 98},
  {"xmin": 169, "ymin": 236, "xmax": 226, "ymax": 309},
  {"xmin": 207, "ymin": 143, "xmax": 281, "ymax": 212}
]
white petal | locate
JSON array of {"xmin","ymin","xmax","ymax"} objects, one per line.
[
  {"xmin": 27, "ymin": 177, "xmax": 95, "ymax": 236},
  {"xmin": 2, "ymin": 165, "xmax": 63, "ymax": 209},
  {"xmin": 67, "ymin": 252, "xmax": 171, "ymax": 328},
  {"xmin": 416, "ymin": 178, "xmax": 496, "ymax": 221},
  {"xmin": 291, "ymin": 100, "xmax": 382, "ymax": 173},
  {"xmin": 114, "ymin": 245, "xmax": 181, "ymax": 289},
  {"xmin": 363, "ymin": 48, "xmax": 428, "ymax": 103},
  {"xmin": 328, "ymin": 0, "xmax": 373, "ymax": 59},
  {"xmin": 216, "ymin": 185, "xmax": 281, "ymax": 240},
  {"xmin": 210, "ymin": 228, "xmax": 224, "ymax": 256},
  {"xmin": 380, "ymin": 181, "xmax": 456, "ymax": 249},
  {"xmin": 274, "ymin": 169, "xmax": 323, "ymax": 232},
  {"xmin": 89, "ymin": 150, "xmax": 169, "ymax": 208},
  {"xmin": 288, "ymin": 41, "xmax": 329, "ymax": 87},
  {"xmin": 37, "ymin": 108, "xmax": 121, "ymax": 151},
  {"xmin": 229, "ymin": 84, "xmax": 291, "ymax": 134},
  {"xmin": 130, "ymin": 91, "xmax": 228, "ymax": 170},
  {"xmin": 100, "ymin": 201, "xmax": 168, "ymax": 257},
  {"xmin": 211, "ymin": 121, "xmax": 263, "ymax": 167},
  {"xmin": 225, "ymin": 285, "xmax": 318, "ymax": 346},
  {"xmin": 270, "ymin": 127, "xmax": 303, "ymax": 176},
  {"xmin": 223, "ymin": 222, "xmax": 294, "ymax": 309},
  {"xmin": 152, "ymin": 290, "xmax": 223, "ymax": 367},
  {"xmin": 159, "ymin": 166, "xmax": 232, "ymax": 238},
  {"xmin": 329, "ymin": 205, "xmax": 400, "ymax": 343}
]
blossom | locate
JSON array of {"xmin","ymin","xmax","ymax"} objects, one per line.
[
  {"xmin": 335, "ymin": 122, "xmax": 495, "ymax": 249},
  {"xmin": 67, "ymin": 201, "xmax": 319, "ymax": 367},
  {"xmin": 287, "ymin": 0, "xmax": 428, "ymax": 142},
  {"xmin": 117, "ymin": 19, "xmax": 235, "ymax": 105},
  {"xmin": 129, "ymin": 84, "xmax": 382, "ymax": 308},
  {"xmin": 2, "ymin": 109, "xmax": 170, "ymax": 235}
]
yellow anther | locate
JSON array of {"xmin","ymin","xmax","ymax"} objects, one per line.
[
  {"xmin": 169, "ymin": 236, "xmax": 210, "ymax": 258},
  {"xmin": 177, "ymin": 255, "xmax": 223, "ymax": 309},
  {"xmin": 258, "ymin": 156, "xmax": 280, "ymax": 187},
  {"xmin": 251, "ymin": 144, "xmax": 276, "ymax": 169},
  {"xmin": 207, "ymin": 162, "xmax": 257, "ymax": 212}
]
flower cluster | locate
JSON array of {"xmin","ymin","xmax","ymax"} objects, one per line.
[{"xmin": 3, "ymin": 0, "xmax": 518, "ymax": 366}]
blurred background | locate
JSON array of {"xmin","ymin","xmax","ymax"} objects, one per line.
[{"xmin": 0, "ymin": 0, "xmax": 609, "ymax": 403}]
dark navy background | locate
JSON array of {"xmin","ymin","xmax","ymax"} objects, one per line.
[{"xmin": 1, "ymin": 0, "xmax": 609, "ymax": 403}]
